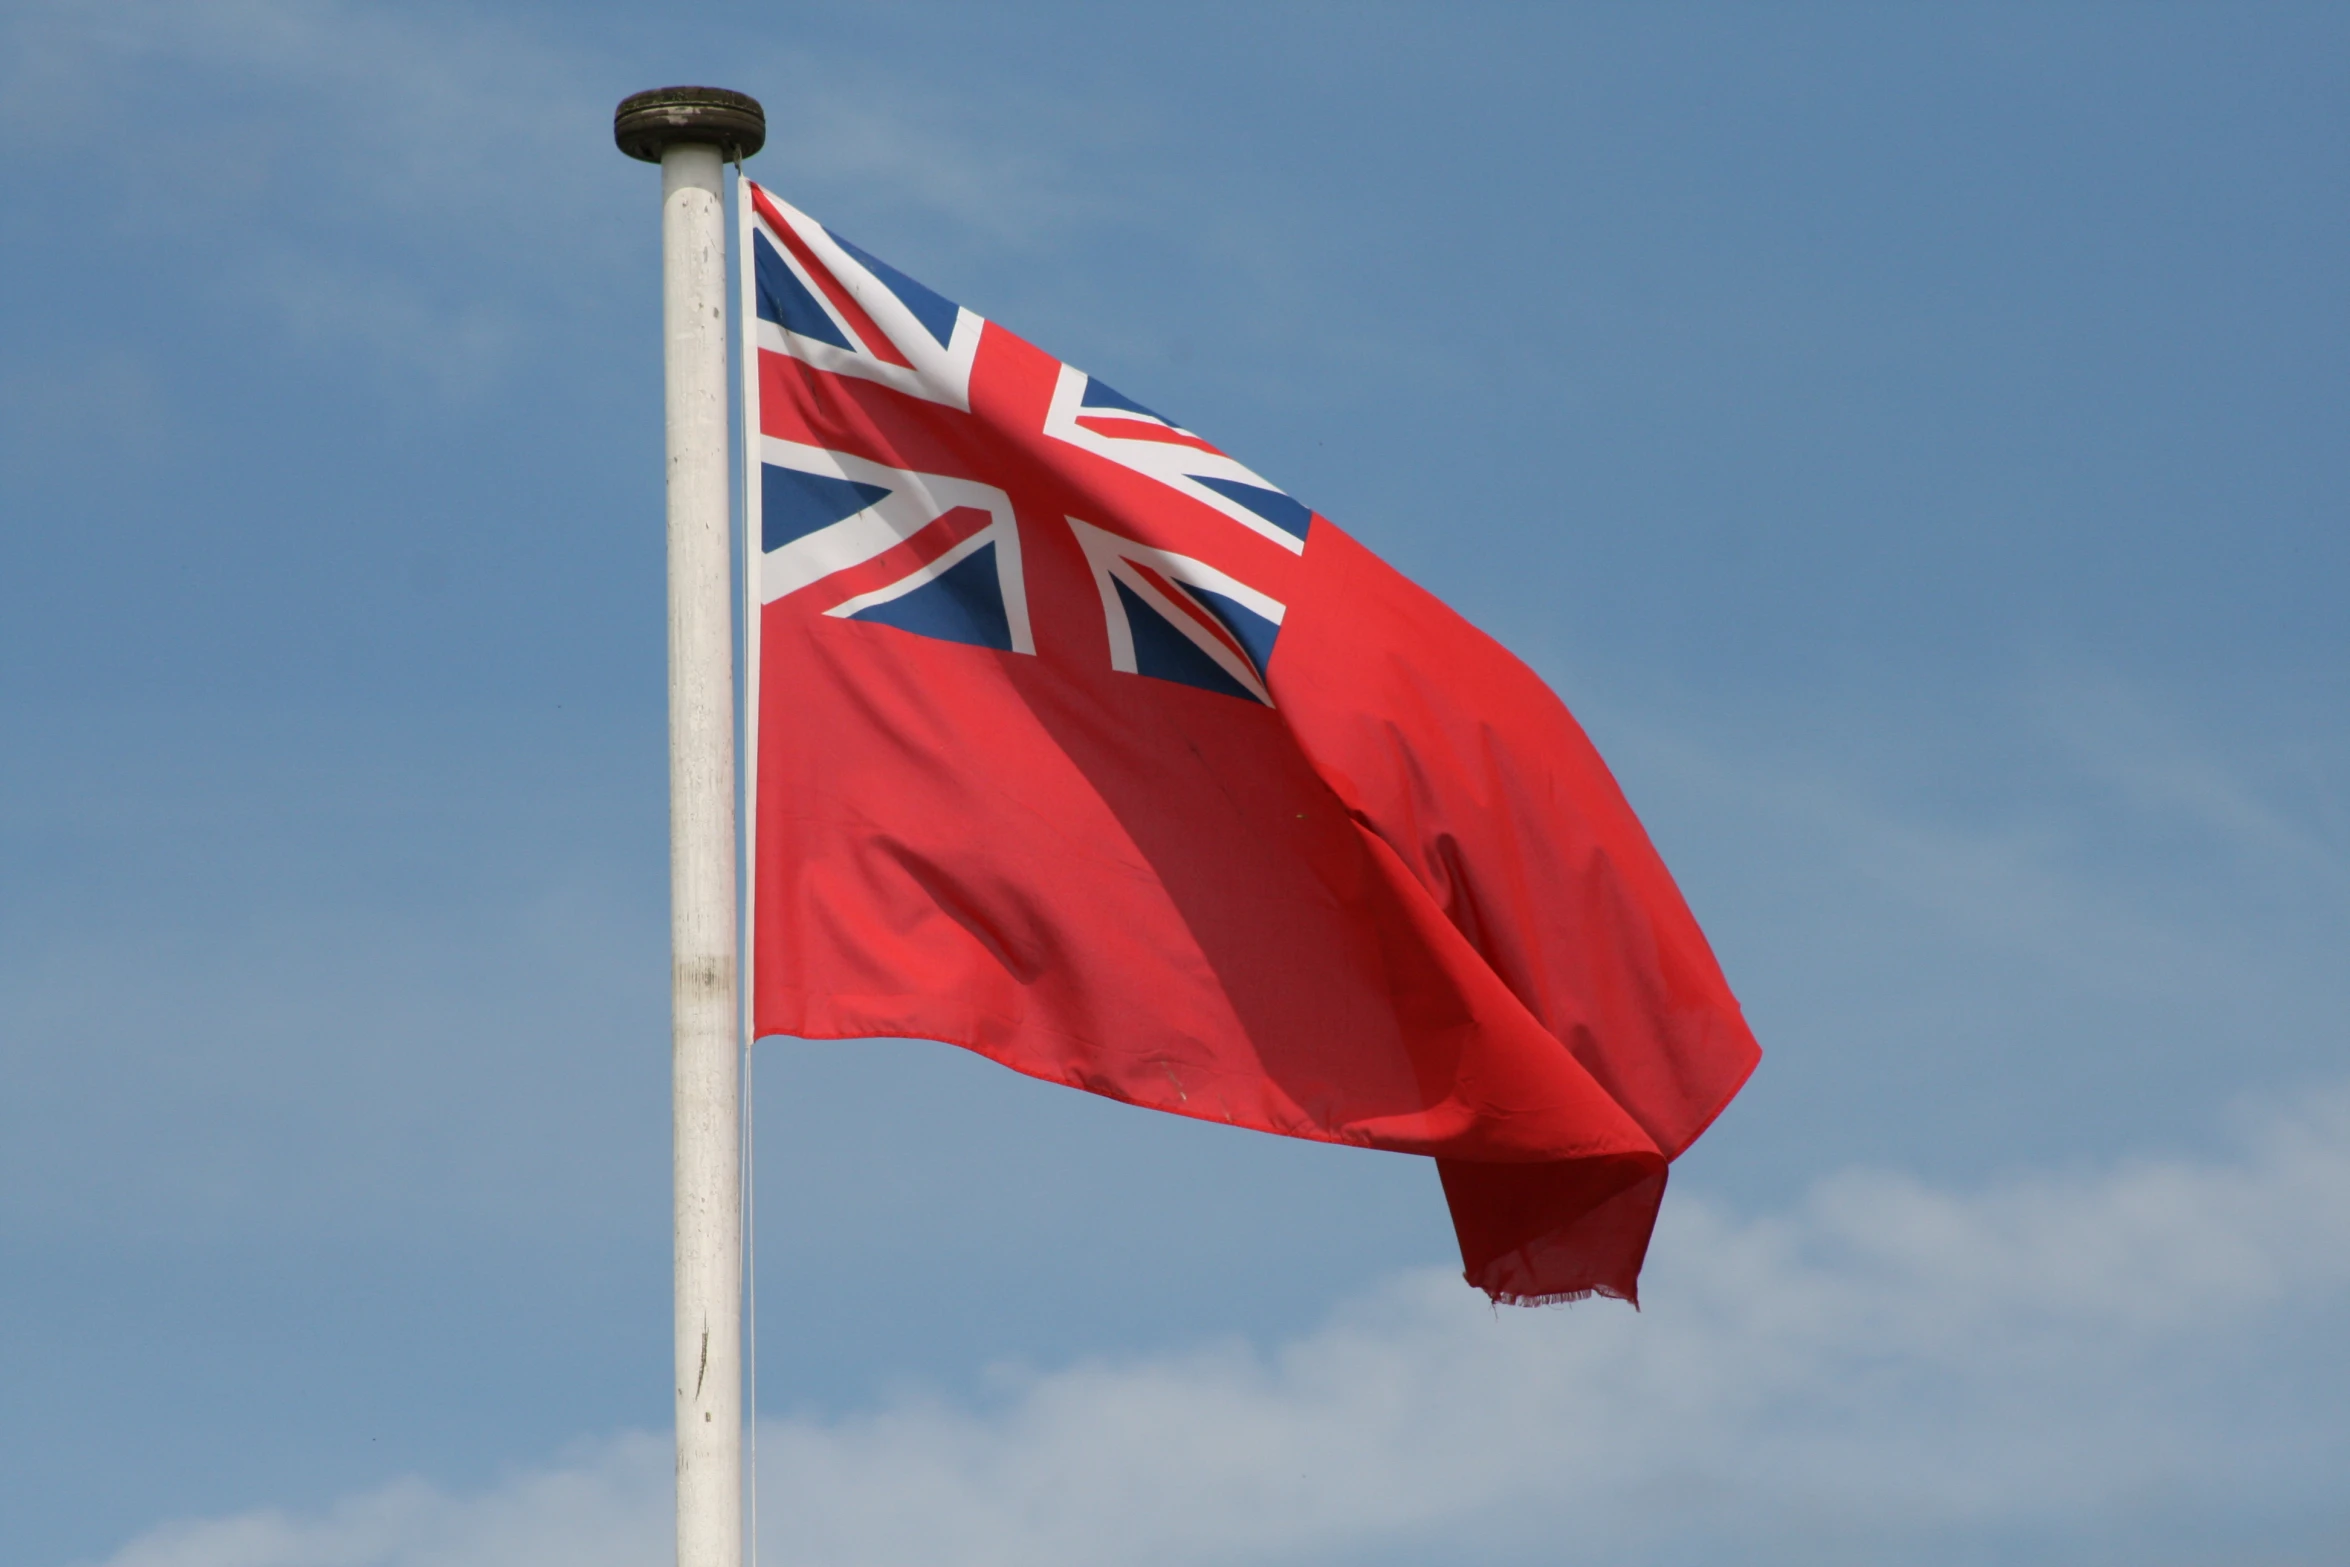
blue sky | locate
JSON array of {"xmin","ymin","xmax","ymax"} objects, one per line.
[{"xmin": 3, "ymin": 3, "xmax": 2346, "ymax": 1563}]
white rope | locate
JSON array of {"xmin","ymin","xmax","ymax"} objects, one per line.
[
  {"xmin": 741, "ymin": 1009, "xmax": 758, "ymax": 1566},
  {"xmin": 734, "ymin": 157, "xmax": 761, "ymax": 1567}
]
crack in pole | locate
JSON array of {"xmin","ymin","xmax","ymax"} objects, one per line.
[{"xmin": 695, "ymin": 1326, "xmax": 709, "ymax": 1399}]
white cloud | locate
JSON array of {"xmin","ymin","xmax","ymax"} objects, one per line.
[
  {"xmin": 89, "ymin": 1086, "xmax": 2350, "ymax": 1567},
  {"xmin": 95, "ymin": 1435, "xmax": 671, "ymax": 1567}
]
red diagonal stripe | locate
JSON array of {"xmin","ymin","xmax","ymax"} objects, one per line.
[
  {"xmin": 1129, "ymin": 561, "xmax": 1254, "ymax": 673},
  {"xmin": 750, "ymin": 186, "xmax": 916, "ymax": 370},
  {"xmin": 1075, "ymin": 416, "xmax": 1225, "ymax": 454}
]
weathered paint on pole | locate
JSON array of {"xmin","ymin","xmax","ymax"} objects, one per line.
[{"xmin": 616, "ymin": 84, "xmax": 766, "ymax": 1567}]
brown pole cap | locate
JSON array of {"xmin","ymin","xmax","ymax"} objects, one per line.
[{"xmin": 614, "ymin": 86, "xmax": 766, "ymax": 163}]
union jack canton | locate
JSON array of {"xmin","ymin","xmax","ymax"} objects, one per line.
[{"xmin": 743, "ymin": 182, "xmax": 1309, "ymax": 708}]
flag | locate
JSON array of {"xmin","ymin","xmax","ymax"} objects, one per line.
[{"xmin": 741, "ymin": 182, "xmax": 1759, "ymax": 1304}]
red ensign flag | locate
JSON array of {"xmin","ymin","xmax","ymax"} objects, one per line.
[{"xmin": 741, "ymin": 184, "xmax": 1758, "ymax": 1303}]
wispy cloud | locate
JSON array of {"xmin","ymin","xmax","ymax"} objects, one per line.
[
  {"xmin": 1, "ymin": 0, "xmax": 600, "ymax": 401},
  {"xmin": 94, "ymin": 1434, "xmax": 672, "ymax": 1567},
  {"xmin": 0, "ymin": 0, "xmax": 1153, "ymax": 402},
  {"xmin": 0, "ymin": 0, "xmax": 603, "ymax": 214},
  {"xmin": 0, "ymin": 348, "xmax": 175, "ymax": 469},
  {"xmin": 249, "ymin": 246, "xmax": 524, "ymax": 401},
  {"xmin": 1582, "ymin": 663, "xmax": 2350, "ymax": 1071},
  {"xmin": 88, "ymin": 1085, "xmax": 2350, "ymax": 1566},
  {"xmin": 2031, "ymin": 668, "xmax": 2349, "ymax": 880}
]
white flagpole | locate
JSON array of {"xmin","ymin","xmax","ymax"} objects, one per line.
[{"xmin": 616, "ymin": 85, "xmax": 767, "ymax": 1567}]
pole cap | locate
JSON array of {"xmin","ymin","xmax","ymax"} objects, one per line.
[{"xmin": 614, "ymin": 86, "xmax": 766, "ymax": 163}]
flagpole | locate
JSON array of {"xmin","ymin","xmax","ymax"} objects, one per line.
[{"xmin": 616, "ymin": 85, "xmax": 766, "ymax": 1567}]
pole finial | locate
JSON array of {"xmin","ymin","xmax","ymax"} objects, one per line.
[{"xmin": 615, "ymin": 86, "xmax": 766, "ymax": 163}]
